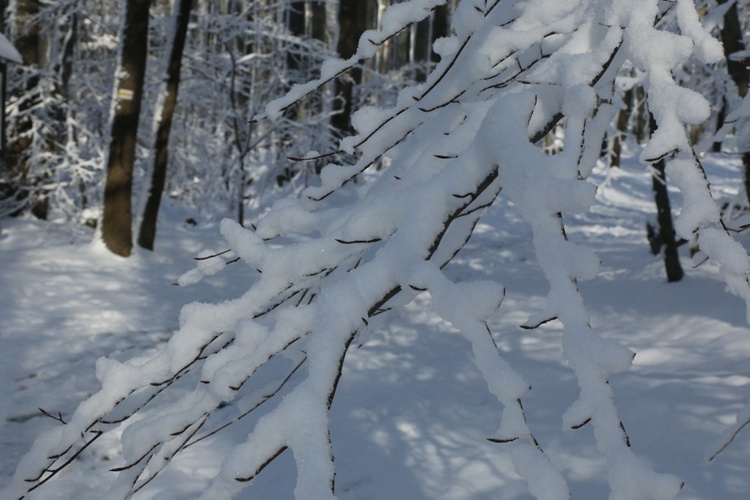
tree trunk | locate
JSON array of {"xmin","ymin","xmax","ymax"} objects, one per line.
[
  {"xmin": 137, "ymin": 0, "xmax": 192, "ymax": 251},
  {"xmin": 649, "ymin": 114, "xmax": 683, "ymax": 282},
  {"xmin": 101, "ymin": 0, "xmax": 150, "ymax": 257},
  {"xmin": 58, "ymin": 9, "xmax": 76, "ymax": 97},
  {"xmin": 287, "ymin": 0, "xmax": 306, "ymax": 72},
  {"xmin": 408, "ymin": 2, "xmax": 448, "ymax": 83},
  {"xmin": 717, "ymin": 0, "xmax": 748, "ymax": 99},
  {"xmin": 309, "ymin": 0, "xmax": 327, "ymax": 42},
  {"xmin": 610, "ymin": 87, "xmax": 632, "ymax": 168},
  {"xmin": 712, "ymin": 99, "xmax": 725, "ymax": 153},
  {"xmin": 652, "ymin": 160, "xmax": 684, "ymax": 282},
  {"xmin": 324, "ymin": 0, "xmax": 339, "ymax": 50},
  {"xmin": 715, "ymin": 0, "xmax": 750, "ymax": 203},
  {"xmin": 633, "ymin": 86, "xmax": 648, "ymax": 144},
  {"xmin": 331, "ymin": 0, "xmax": 369, "ymax": 137}
]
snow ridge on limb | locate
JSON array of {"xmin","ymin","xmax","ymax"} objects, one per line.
[
  {"xmin": 490, "ymin": 91, "xmax": 682, "ymax": 498},
  {"xmin": 629, "ymin": 0, "xmax": 750, "ymax": 460},
  {"xmin": 477, "ymin": 1, "xmax": 689, "ymax": 496},
  {"xmin": 410, "ymin": 260, "xmax": 569, "ymax": 499}
]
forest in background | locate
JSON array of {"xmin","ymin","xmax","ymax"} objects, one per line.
[
  {"xmin": 0, "ymin": 0, "xmax": 747, "ymax": 267},
  {"xmin": 0, "ymin": 0, "xmax": 458, "ymax": 254}
]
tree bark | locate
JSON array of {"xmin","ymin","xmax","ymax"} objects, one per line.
[
  {"xmin": 102, "ymin": 0, "xmax": 150, "ymax": 257},
  {"xmin": 286, "ymin": 0, "xmax": 306, "ymax": 72},
  {"xmin": 652, "ymin": 160, "xmax": 684, "ymax": 282},
  {"xmin": 715, "ymin": 0, "xmax": 750, "ymax": 202},
  {"xmin": 58, "ymin": 9, "xmax": 76, "ymax": 97},
  {"xmin": 610, "ymin": 87, "xmax": 632, "ymax": 168},
  {"xmin": 331, "ymin": 0, "xmax": 369, "ymax": 136},
  {"xmin": 717, "ymin": 0, "xmax": 748, "ymax": 99},
  {"xmin": 649, "ymin": 114, "xmax": 683, "ymax": 282},
  {"xmin": 309, "ymin": 0, "xmax": 327, "ymax": 42},
  {"xmin": 137, "ymin": 0, "xmax": 192, "ymax": 251}
]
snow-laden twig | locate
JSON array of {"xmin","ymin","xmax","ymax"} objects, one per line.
[
  {"xmin": 634, "ymin": 0, "xmax": 750, "ymax": 460},
  {"xmin": 707, "ymin": 396, "xmax": 750, "ymax": 462}
]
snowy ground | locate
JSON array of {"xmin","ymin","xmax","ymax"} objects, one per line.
[{"xmin": 2, "ymin": 154, "xmax": 750, "ymax": 499}]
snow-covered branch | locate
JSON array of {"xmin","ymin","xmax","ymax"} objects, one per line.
[{"xmin": 4, "ymin": 0, "xmax": 744, "ymax": 498}]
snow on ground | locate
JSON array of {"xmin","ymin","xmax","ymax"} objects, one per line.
[{"xmin": 2, "ymin": 154, "xmax": 750, "ymax": 499}]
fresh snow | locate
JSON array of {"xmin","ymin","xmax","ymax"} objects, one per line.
[{"xmin": 1, "ymin": 155, "xmax": 750, "ymax": 498}]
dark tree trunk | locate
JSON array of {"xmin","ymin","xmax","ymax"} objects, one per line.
[
  {"xmin": 743, "ymin": 151, "xmax": 750, "ymax": 203},
  {"xmin": 101, "ymin": 0, "xmax": 150, "ymax": 257},
  {"xmin": 331, "ymin": 0, "xmax": 369, "ymax": 136},
  {"xmin": 713, "ymin": 0, "xmax": 747, "ymax": 146},
  {"xmin": 137, "ymin": 0, "xmax": 192, "ymax": 251},
  {"xmin": 634, "ymin": 86, "xmax": 648, "ymax": 144},
  {"xmin": 412, "ymin": 5, "xmax": 445, "ymax": 82},
  {"xmin": 287, "ymin": 0, "xmax": 306, "ymax": 71},
  {"xmin": 310, "ymin": 0, "xmax": 327, "ymax": 43},
  {"xmin": 430, "ymin": 3, "xmax": 449, "ymax": 64},
  {"xmin": 713, "ymin": 99, "xmax": 725, "ymax": 153},
  {"xmin": 59, "ymin": 9, "xmax": 76, "ymax": 97},
  {"xmin": 648, "ymin": 114, "xmax": 683, "ymax": 282},
  {"xmin": 414, "ymin": 17, "xmax": 431, "ymax": 81},
  {"xmin": 717, "ymin": 0, "xmax": 748, "ymax": 99},
  {"xmin": 652, "ymin": 160, "xmax": 684, "ymax": 282},
  {"xmin": 610, "ymin": 87, "xmax": 632, "ymax": 168},
  {"xmin": 10, "ymin": 0, "xmax": 42, "ymax": 85},
  {"xmin": 715, "ymin": 0, "xmax": 750, "ymax": 202},
  {"xmin": 286, "ymin": 0, "xmax": 316, "ymax": 119}
]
